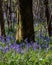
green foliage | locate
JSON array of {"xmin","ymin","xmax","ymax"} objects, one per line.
[{"xmin": 0, "ymin": 49, "xmax": 52, "ymax": 65}]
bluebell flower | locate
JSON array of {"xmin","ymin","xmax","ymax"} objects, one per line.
[
  {"xmin": 46, "ymin": 37, "xmax": 50, "ymax": 42},
  {"xmin": 26, "ymin": 43, "xmax": 30, "ymax": 51},
  {"xmin": 30, "ymin": 41, "xmax": 35, "ymax": 49},
  {"xmin": 15, "ymin": 48, "xmax": 19, "ymax": 52},
  {"xmin": 6, "ymin": 36, "xmax": 11, "ymax": 43},
  {"xmin": 27, "ymin": 42, "xmax": 31, "ymax": 47},
  {"xmin": 6, "ymin": 35, "xmax": 11, "ymax": 39},
  {"xmin": 1, "ymin": 39, "xmax": 6, "ymax": 44},
  {"xmin": 13, "ymin": 40, "xmax": 17, "ymax": 44},
  {"xmin": 42, "ymin": 39, "xmax": 44, "ymax": 43},
  {"xmin": 39, "ymin": 34, "xmax": 43, "ymax": 39},
  {"xmin": 4, "ymin": 45, "xmax": 9, "ymax": 53},
  {"xmin": 0, "ymin": 46, "xmax": 3, "ymax": 50},
  {"xmin": 6, "ymin": 38, "xmax": 10, "ymax": 43},
  {"xmin": 33, "ymin": 43, "xmax": 37, "ymax": 51},
  {"xmin": 12, "ymin": 44, "xmax": 16, "ymax": 49},
  {"xmin": 36, "ymin": 40, "xmax": 39, "ymax": 44},
  {"xmin": 14, "ymin": 44, "xmax": 21, "ymax": 53},
  {"xmin": 0, "ymin": 36, "xmax": 2, "ymax": 41},
  {"xmin": 45, "ymin": 42, "xmax": 49, "ymax": 48},
  {"xmin": 10, "ymin": 44, "xmax": 13, "ymax": 49}
]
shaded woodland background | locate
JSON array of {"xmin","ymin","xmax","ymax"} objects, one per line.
[
  {"xmin": 0, "ymin": 1, "xmax": 52, "ymax": 65},
  {"xmin": 0, "ymin": 0, "xmax": 52, "ymax": 42}
]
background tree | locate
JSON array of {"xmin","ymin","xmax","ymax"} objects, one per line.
[
  {"xmin": 0, "ymin": 0, "xmax": 5, "ymax": 37},
  {"xmin": 44, "ymin": 0, "xmax": 52, "ymax": 36},
  {"xmin": 7, "ymin": 0, "xmax": 13, "ymax": 32}
]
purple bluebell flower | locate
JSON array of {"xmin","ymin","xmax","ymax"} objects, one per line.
[
  {"xmin": 1, "ymin": 39, "xmax": 6, "ymax": 44},
  {"xmin": 39, "ymin": 34, "xmax": 43, "ymax": 39},
  {"xmin": 33, "ymin": 43, "xmax": 37, "ymax": 51},
  {"xmin": 42, "ymin": 39, "xmax": 44, "ymax": 43},
  {"xmin": 13, "ymin": 41, "xmax": 17, "ymax": 44},
  {"xmin": 20, "ymin": 42, "xmax": 25, "ymax": 48},
  {"xmin": 36, "ymin": 40, "xmax": 39, "ymax": 44},
  {"xmin": 26, "ymin": 42, "xmax": 31, "ymax": 51},
  {"xmin": 0, "ymin": 36, "xmax": 2, "ymax": 41},
  {"xmin": 45, "ymin": 42, "xmax": 49, "ymax": 48},
  {"xmin": 13, "ymin": 44, "xmax": 17, "ymax": 49},
  {"xmin": 4, "ymin": 45, "xmax": 9, "ymax": 53},
  {"xmin": 0, "ymin": 46, "xmax": 3, "ymax": 50},
  {"xmin": 46, "ymin": 37, "xmax": 50, "ymax": 42},
  {"xmin": 6, "ymin": 35, "xmax": 11, "ymax": 40},
  {"xmin": 10, "ymin": 44, "xmax": 13, "ymax": 49},
  {"xmin": 14, "ymin": 44, "xmax": 21, "ymax": 53},
  {"xmin": 30, "ymin": 41, "xmax": 35, "ymax": 49},
  {"xmin": 6, "ymin": 36, "xmax": 11, "ymax": 43}
]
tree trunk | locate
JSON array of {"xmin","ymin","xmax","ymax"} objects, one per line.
[
  {"xmin": 16, "ymin": 0, "xmax": 34, "ymax": 42},
  {"xmin": 7, "ymin": 0, "xmax": 12, "ymax": 33},
  {"xmin": 0, "ymin": 0, "xmax": 5, "ymax": 37},
  {"xmin": 44, "ymin": 0, "xmax": 52, "ymax": 36},
  {"xmin": 16, "ymin": 7, "xmax": 22, "ymax": 42}
]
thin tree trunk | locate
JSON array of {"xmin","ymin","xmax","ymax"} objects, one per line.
[
  {"xmin": 44, "ymin": 0, "xmax": 52, "ymax": 36},
  {"xmin": 0, "ymin": 0, "xmax": 5, "ymax": 37},
  {"xmin": 7, "ymin": 0, "xmax": 12, "ymax": 33}
]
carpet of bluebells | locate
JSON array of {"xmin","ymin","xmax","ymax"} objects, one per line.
[{"xmin": 0, "ymin": 23, "xmax": 52, "ymax": 65}]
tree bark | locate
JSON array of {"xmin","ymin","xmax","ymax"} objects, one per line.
[
  {"xmin": 16, "ymin": 0, "xmax": 35, "ymax": 42},
  {"xmin": 44, "ymin": 0, "xmax": 52, "ymax": 36},
  {"xmin": 7, "ymin": 0, "xmax": 12, "ymax": 33},
  {"xmin": 0, "ymin": 0, "xmax": 5, "ymax": 37}
]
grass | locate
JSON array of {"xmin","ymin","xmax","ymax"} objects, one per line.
[{"xmin": 0, "ymin": 48, "xmax": 52, "ymax": 65}]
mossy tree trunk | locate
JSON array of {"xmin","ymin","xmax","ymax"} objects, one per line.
[
  {"xmin": 16, "ymin": 7, "xmax": 22, "ymax": 42},
  {"xmin": 16, "ymin": 0, "xmax": 35, "ymax": 42}
]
